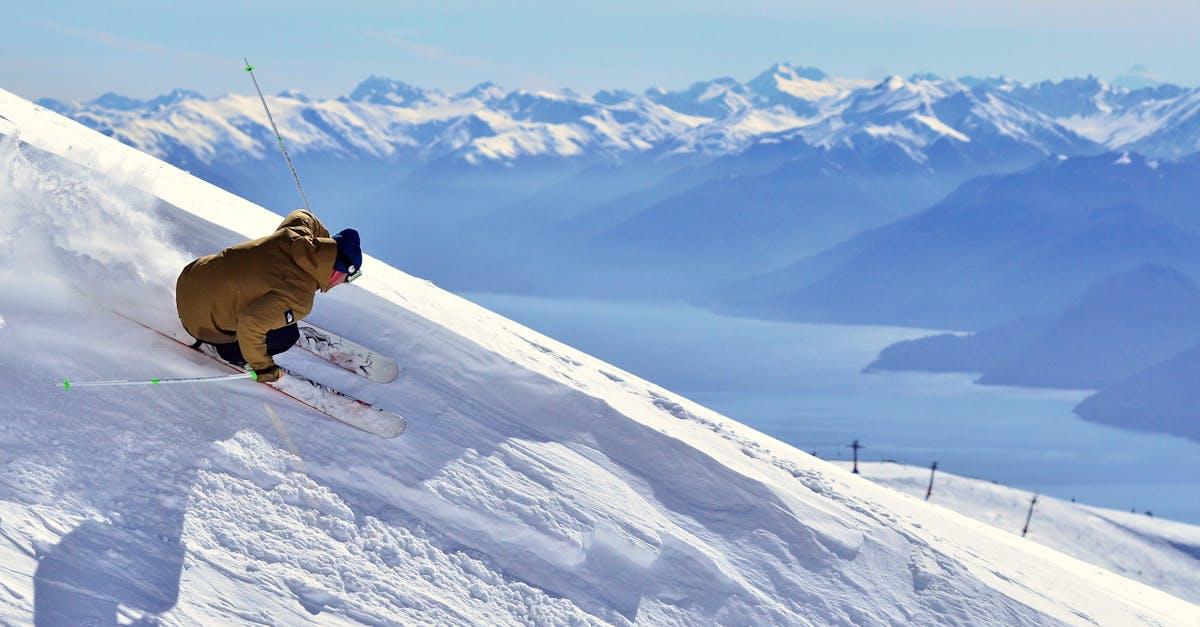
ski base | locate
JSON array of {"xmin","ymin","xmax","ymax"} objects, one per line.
[
  {"xmin": 297, "ymin": 323, "xmax": 400, "ymax": 384},
  {"xmin": 270, "ymin": 371, "xmax": 406, "ymax": 439},
  {"xmin": 190, "ymin": 341, "xmax": 406, "ymax": 439}
]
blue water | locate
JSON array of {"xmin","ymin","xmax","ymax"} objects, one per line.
[{"xmin": 465, "ymin": 293, "xmax": 1200, "ymax": 524}]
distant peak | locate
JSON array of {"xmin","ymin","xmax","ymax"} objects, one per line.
[
  {"xmin": 461, "ymin": 81, "xmax": 505, "ymax": 101},
  {"xmin": 745, "ymin": 63, "xmax": 833, "ymax": 108},
  {"xmin": 165, "ymin": 87, "xmax": 205, "ymax": 99},
  {"xmin": 749, "ymin": 62, "xmax": 827, "ymax": 86},
  {"xmin": 275, "ymin": 89, "xmax": 310, "ymax": 102},
  {"xmin": 146, "ymin": 88, "xmax": 206, "ymax": 110},
  {"xmin": 770, "ymin": 62, "xmax": 827, "ymax": 80},
  {"xmin": 348, "ymin": 76, "xmax": 427, "ymax": 106},
  {"xmin": 88, "ymin": 92, "xmax": 145, "ymax": 111},
  {"xmin": 593, "ymin": 88, "xmax": 635, "ymax": 105},
  {"xmin": 707, "ymin": 76, "xmax": 744, "ymax": 87},
  {"xmin": 1113, "ymin": 64, "xmax": 1164, "ymax": 90},
  {"xmin": 86, "ymin": 88, "xmax": 206, "ymax": 112}
]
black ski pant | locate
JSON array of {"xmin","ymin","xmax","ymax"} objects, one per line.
[{"xmin": 205, "ymin": 323, "xmax": 300, "ymax": 367}]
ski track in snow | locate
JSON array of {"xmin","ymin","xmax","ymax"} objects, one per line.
[{"xmin": 0, "ymin": 88, "xmax": 1198, "ymax": 625}]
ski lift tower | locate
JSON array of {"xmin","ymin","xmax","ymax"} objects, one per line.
[{"xmin": 848, "ymin": 439, "xmax": 864, "ymax": 474}]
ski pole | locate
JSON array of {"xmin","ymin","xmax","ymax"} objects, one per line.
[
  {"xmin": 58, "ymin": 372, "xmax": 256, "ymax": 389},
  {"xmin": 243, "ymin": 57, "xmax": 312, "ymax": 213}
]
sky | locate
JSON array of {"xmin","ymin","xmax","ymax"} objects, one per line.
[{"xmin": 2, "ymin": 0, "xmax": 1199, "ymax": 101}]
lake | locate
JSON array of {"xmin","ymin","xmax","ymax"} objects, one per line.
[{"xmin": 466, "ymin": 293, "xmax": 1200, "ymax": 524}]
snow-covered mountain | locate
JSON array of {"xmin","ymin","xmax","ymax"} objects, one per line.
[
  {"xmin": 36, "ymin": 63, "xmax": 1200, "ymax": 172},
  {"xmin": 37, "ymin": 80, "xmax": 706, "ymax": 167},
  {"xmin": 776, "ymin": 75, "xmax": 1100, "ymax": 178},
  {"xmin": 3, "ymin": 88, "xmax": 1198, "ymax": 624},
  {"xmin": 345, "ymin": 76, "xmax": 445, "ymax": 108},
  {"xmin": 745, "ymin": 63, "xmax": 870, "ymax": 114}
]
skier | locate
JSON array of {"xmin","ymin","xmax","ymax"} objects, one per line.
[{"xmin": 175, "ymin": 209, "xmax": 362, "ymax": 383}]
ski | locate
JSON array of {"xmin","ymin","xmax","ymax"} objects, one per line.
[
  {"xmin": 112, "ymin": 312, "xmax": 406, "ymax": 439},
  {"xmin": 269, "ymin": 368, "xmax": 406, "ymax": 438},
  {"xmin": 190, "ymin": 340, "xmax": 405, "ymax": 439},
  {"xmin": 295, "ymin": 322, "xmax": 399, "ymax": 384}
]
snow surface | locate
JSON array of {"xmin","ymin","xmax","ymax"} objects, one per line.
[
  {"xmin": 835, "ymin": 462, "xmax": 1200, "ymax": 606},
  {"xmin": 1, "ymin": 88, "xmax": 1198, "ymax": 625}
]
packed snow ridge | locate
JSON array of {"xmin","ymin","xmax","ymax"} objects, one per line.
[
  {"xmin": 1, "ymin": 88, "xmax": 1198, "ymax": 624},
  {"xmin": 34, "ymin": 62, "xmax": 1200, "ymax": 168}
]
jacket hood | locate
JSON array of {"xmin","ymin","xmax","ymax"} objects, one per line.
[{"xmin": 291, "ymin": 236, "xmax": 340, "ymax": 293}]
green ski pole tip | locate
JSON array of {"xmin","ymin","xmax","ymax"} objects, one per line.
[
  {"xmin": 62, "ymin": 378, "xmax": 71, "ymax": 389},
  {"xmin": 152, "ymin": 378, "xmax": 161, "ymax": 385}
]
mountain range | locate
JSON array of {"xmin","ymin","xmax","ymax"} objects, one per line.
[
  {"xmin": 711, "ymin": 151, "xmax": 1200, "ymax": 329},
  {"xmin": 32, "ymin": 63, "xmax": 1200, "ymax": 297},
  {"xmin": 36, "ymin": 64, "xmax": 1200, "ymax": 168}
]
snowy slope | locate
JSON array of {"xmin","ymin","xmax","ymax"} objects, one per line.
[
  {"xmin": 835, "ymin": 462, "xmax": 1200, "ymax": 606},
  {"xmin": 1, "ymin": 89, "xmax": 1198, "ymax": 625}
]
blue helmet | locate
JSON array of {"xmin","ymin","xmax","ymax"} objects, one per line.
[{"xmin": 332, "ymin": 228, "xmax": 362, "ymax": 274}]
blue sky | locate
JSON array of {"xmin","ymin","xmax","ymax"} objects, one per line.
[{"xmin": 3, "ymin": 0, "xmax": 1198, "ymax": 101}]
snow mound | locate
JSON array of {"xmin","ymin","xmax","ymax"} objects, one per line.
[{"xmin": 0, "ymin": 88, "xmax": 1197, "ymax": 625}]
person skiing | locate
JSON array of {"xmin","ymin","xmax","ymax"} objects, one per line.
[{"xmin": 175, "ymin": 209, "xmax": 362, "ymax": 383}]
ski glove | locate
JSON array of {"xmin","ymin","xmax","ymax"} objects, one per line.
[{"xmin": 254, "ymin": 365, "xmax": 283, "ymax": 383}]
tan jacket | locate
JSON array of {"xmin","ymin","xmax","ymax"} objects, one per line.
[{"xmin": 176, "ymin": 210, "xmax": 338, "ymax": 370}]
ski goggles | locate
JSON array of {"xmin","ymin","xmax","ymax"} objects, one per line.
[{"xmin": 330, "ymin": 266, "xmax": 361, "ymax": 288}]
